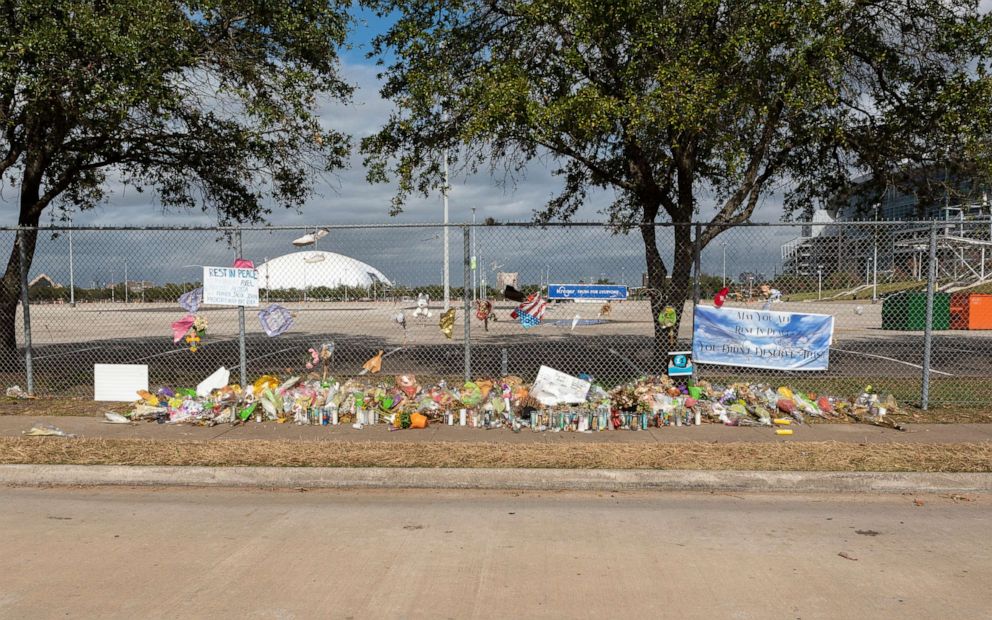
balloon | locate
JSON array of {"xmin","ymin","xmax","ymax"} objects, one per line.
[
  {"xmin": 362, "ymin": 350, "xmax": 384, "ymax": 374},
  {"xmin": 258, "ymin": 304, "xmax": 293, "ymax": 337},
  {"xmin": 178, "ymin": 287, "xmax": 203, "ymax": 313},
  {"xmin": 475, "ymin": 299, "xmax": 492, "ymax": 321},
  {"xmin": 519, "ymin": 313, "xmax": 541, "ymax": 329},
  {"xmin": 657, "ymin": 306, "xmax": 677, "ymax": 329},
  {"xmin": 714, "ymin": 287, "xmax": 729, "ymax": 308},
  {"xmin": 171, "ymin": 315, "xmax": 196, "ymax": 343},
  {"xmin": 439, "ymin": 308, "xmax": 456, "ymax": 339},
  {"xmin": 504, "ymin": 285, "xmax": 526, "ymax": 302}
]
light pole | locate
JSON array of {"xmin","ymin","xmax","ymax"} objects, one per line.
[
  {"xmin": 68, "ymin": 218, "xmax": 75, "ymax": 307},
  {"xmin": 442, "ymin": 149, "xmax": 450, "ymax": 311},
  {"xmin": 872, "ymin": 204, "xmax": 879, "ymax": 303},
  {"xmin": 817, "ymin": 265, "xmax": 823, "ymax": 301},
  {"xmin": 124, "ymin": 261, "xmax": 128, "ymax": 303},
  {"xmin": 471, "ymin": 207, "xmax": 477, "ymax": 303},
  {"xmin": 478, "ymin": 214, "xmax": 485, "ymax": 300},
  {"xmin": 720, "ymin": 242, "xmax": 727, "ymax": 287}
]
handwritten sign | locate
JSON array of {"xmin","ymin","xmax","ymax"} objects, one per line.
[
  {"xmin": 547, "ymin": 284, "xmax": 628, "ymax": 300},
  {"xmin": 692, "ymin": 306, "xmax": 834, "ymax": 371},
  {"xmin": 202, "ymin": 266, "xmax": 259, "ymax": 307},
  {"xmin": 530, "ymin": 365, "xmax": 591, "ymax": 406}
]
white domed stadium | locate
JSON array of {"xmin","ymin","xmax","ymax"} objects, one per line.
[{"xmin": 256, "ymin": 251, "xmax": 391, "ymax": 289}]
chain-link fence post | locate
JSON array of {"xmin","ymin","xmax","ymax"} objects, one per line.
[
  {"xmin": 17, "ymin": 227, "xmax": 33, "ymax": 395},
  {"xmin": 462, "ymin": 225, "xmax": 471, "ymax": 381},
  {"xmin": 921, "ymin": 221, "xmax": 938, "ymax": 410},
  {"xmin": 236, "ymin": 228, "xmax": 248, "ymax": 389},
  {"xmin": 693, "ymin": 223, "xmax": 702, "ymax": 305}
]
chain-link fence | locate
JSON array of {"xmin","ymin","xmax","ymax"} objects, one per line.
[{"xmin": 2, "ymin": 220, "xmax": 990, "ymax": 408}]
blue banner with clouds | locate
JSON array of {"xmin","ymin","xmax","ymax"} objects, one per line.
[{"xmin": 692, "ymin": 306, "xmax": 834, "ymax": 371}]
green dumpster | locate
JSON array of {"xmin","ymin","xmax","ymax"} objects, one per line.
[{"xmin": 881, "ymin": 291, "xmax": 950, "ymax": 330}]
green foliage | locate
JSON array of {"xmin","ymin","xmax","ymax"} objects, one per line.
[
  {"xmin": 1, "ymin": 0, "xmax": 354, "ymax": 225},
  {"xmin": 361, "ymin": 0, "xmax": 991, "ymax": 336},
  {"xmin": 364, "ymin": 0, "xmax": 989, "ymax": 224}
]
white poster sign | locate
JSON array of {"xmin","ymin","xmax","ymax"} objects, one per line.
[
  {"xmin": 94, "ymin": 364, "xmax": 148, "ymax": 402},
  {"xmin": 530, "ymin": 365, "xmax": 591, "ymax": 406},
  {"xmin": 202, "ymin": 266, "xmax": 259, "ymax": 307}
]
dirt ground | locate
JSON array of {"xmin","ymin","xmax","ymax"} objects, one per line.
[{"xmin": 2, "ymin": 436, "xmax": 990, "ymax": 471}]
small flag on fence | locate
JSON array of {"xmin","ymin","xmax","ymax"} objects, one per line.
[{"xmin": 512, "ymin": 293, "xmax": 548, "ymax": 329}]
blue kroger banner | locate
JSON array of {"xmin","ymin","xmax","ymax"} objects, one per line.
[
  {"xmin": 692, "ymin": 306, "xmax": 834, "ymax": 371},
  {"xmin": 547, "ymin": 284, "xmax": 628, "ymax": 300}
]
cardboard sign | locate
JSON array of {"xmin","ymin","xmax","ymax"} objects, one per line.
[
  {"xmin": 197, "ymin": 366, "xmax": 230, "ymax": 397},
  {"xmin": 530, "ymin": 365, "xmax": 591, "ymax": 406},
  {"xmin": 202, "ymin": 266, "xmax": 259, "ymax": 307},
  {"xmin": 692, "ymin": 306, "xmax": 834, "ymax": 371},
  {"xmin": 94, "ymin": 364, "xmax": 148, "ymax": 402}
]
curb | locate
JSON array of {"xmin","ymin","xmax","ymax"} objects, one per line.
[{"xmin": 2, "ymin": 465, "xmax": 990, "ymax": 493}]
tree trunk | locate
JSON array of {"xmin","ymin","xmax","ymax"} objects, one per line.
[
  {"xmin": 640, "ymin": 222, "xmax": 696, "ymax": 368},
  {"xmin": 0, "ymin": 181, "xmax": 42, "ymax": 370}
]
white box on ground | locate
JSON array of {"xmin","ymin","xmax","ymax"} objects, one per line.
[
  {"xmin": 197, "ymin": 367, "xmax": 231, "ymax": 397},
  {"xmin": 94, "ymin": 364, "xmax": 148, "ymax": 401},
  {"xmin": 530, "ymin": 365, "xmax": 591, "ymax": 406}
]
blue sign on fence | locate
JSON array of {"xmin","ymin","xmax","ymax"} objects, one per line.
[
  {"xmin": 692, "ymin": 306, "xmax": 834, "ymax": 371},
  {"xmin": 547, "ymin": 284, "xmax": 628, "ymax": 300}
]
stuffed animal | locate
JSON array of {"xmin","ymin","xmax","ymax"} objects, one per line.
[{"xmin": 413, "ymin": 292, "xmax": 432, "ymax": 318}]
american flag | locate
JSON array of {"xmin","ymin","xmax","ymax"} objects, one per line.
[{"xmin": 512, "ymin": 293, "xmax": 548, "ymax": 328}]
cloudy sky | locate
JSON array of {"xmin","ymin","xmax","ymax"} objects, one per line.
[
  {"xmin": 2, "ymin": 6, "xmax": 793, "ymax": 229},
  {"xmin": 3, "ymin": 5, "xmax": 987, "ymax": 288}
]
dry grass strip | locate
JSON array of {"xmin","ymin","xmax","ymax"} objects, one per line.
[{"xmin": 1, "ymin": 438, "xmax": 990, "ymax": 472}]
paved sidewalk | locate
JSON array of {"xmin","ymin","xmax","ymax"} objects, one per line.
[
  {"xmin": 4, "ymin": 464, "xmax": 990, "ymax": 493},
  {"xmin": 3, "ymin": 414, "xmax": 991, "ymax": 443}
]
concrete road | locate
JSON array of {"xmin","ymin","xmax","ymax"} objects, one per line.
[{"xmin": 0, "ymin": 487, "xmax": 988, "ymax": 619}]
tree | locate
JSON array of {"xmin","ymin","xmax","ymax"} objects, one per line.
[
  {"xmin": 362, "ymin": 0, "xmax": 991, "ymax": 359},
  {"xmin": 0, "ymin": 0, "xmax": 353, "ymax": 362}
]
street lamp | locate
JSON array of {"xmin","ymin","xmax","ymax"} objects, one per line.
[
  {"xmin": 872, "ymin": 204, "xmax": 879, "ymax": 303},
  {"xmin": 67, "ymin": 216, "xmax": 75, "ymax": 307},
  {"xmin": 720, "ymin": 242, "xmax": 727, "ymax": 287},
  {"xmin": 471, "ymin": 207, "xmax": 477, "ymax": 303},
  {"xmin": 817, "ymin": 265, "xmax": 823, "ymax": 301},
  {"xmin": 442, "ymin": 150, "xmax": 450, "ymax": 311}
]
